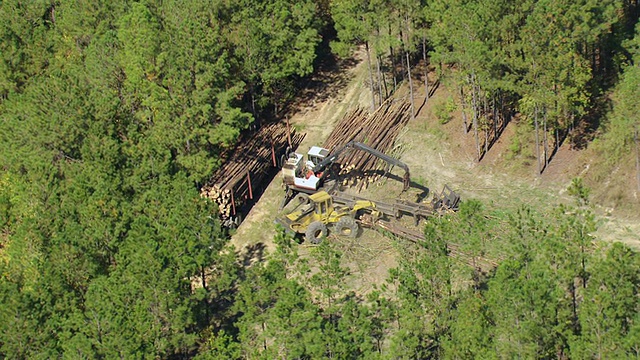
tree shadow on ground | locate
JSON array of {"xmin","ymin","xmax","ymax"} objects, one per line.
[
  {"xmin": 282, "ymin": 42, "xmax": 362, "ymax": 119},
  {"xmin": 570, "ymin": 95, "xmax": 611, "ymax": 150},
  {"xmin": 240, "ymin": 242, "xmax": 267, "ymax": 267}
]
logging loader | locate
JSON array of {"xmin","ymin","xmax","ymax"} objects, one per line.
[
  {"xmin": 280, "ymin": 141, "xmax": 411, "ymax": 207},
  {"xmin": 275, "ymin": 191, "xmax": 382, "ymax": 244}
]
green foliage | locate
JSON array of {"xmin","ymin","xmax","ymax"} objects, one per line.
[
  {"xmin": 227, "ymin": 0, "xmax": 322, "ymax": 114},
  {"xmin": 571, "ymin": 243, "xmax": 640, "ymax": 358},
  {"xmin": 434, "ymin": 96, "xmax": 456, "ymax": 124},
  {"xmin": 309, "ymin": 241, "xmax": 348, "ymax": 307},
  {"xmin": 507, "ymin": 135, "xmax": 522, "ymax": 159},
  {"xmin": 441, "ymin": 291, "xmax": 494, "ymax": 359},
  {"xmin": 1, "ymin": 0, "xmax": 306, "ymax": 356},
  {"xmin": 597, "ymin": 23, "xmax": 640, "ymax": 163},
  {"xmin": 568, "ymin": 177, "xmax": 591, "ymax": 206},
  {"xmin": 1, "ymin": 0, "xmax": 639, "ymax": 358},
  {"xmin": 233, "ymin": 236, "xmax": 326, "ymax": 359}
]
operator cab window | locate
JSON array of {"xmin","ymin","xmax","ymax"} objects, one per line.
[{"xmin": 317, "ymin": 201, "xmax": 326, "ymax": 215}]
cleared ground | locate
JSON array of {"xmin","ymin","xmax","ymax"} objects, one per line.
[{"xmin": 230, "ymin": 47, "xmax": 640, "ymax": 281}]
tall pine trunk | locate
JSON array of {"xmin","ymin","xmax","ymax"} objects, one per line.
[
  {"xmin": 471, "ymin": 73, "xmax": 480, "ymax": 161},
  {"xmin": 484, "ymin": 118, "xmax": 489, "ymax": 156},
  {"xmin": 493, "ymin": 94, "xmax": 498, "ymax": 142},
  {"xmin": 636, "ymin": 127, "xmax": 640, "ymax": 192},
  {"xmin": 365, "ymin": 42, "xmax": 376, "ymax": 111},
  {"xmin": 379, "ymin": 54, "xmax": 389, "ymax": 99},
  {"xmin": 389, "ymin": 23, "xmax": 397, "ymax": 92},
  {"xmin": 543, "ymin": 111, "xmax": 549, "ymax": 170},
  {"xmin": 459, "ymin": 85, "xmax": 469, "ymax": 134},
  {"xmin": 375, "ymin": 54, "xmax": 384, "ymax": 105},
  {"xmin": 389, "ymin": 46, "xmax": 397, "ymax": 93},
  {"xmin": 484, "ymin": 97, "xmax": 489, "ymax": 156},
  {"xmin": 423, "ymin": 37, "xmax": 429, "ymax": 105},
  {"xmin": 250, "ymin": 83, "xmax": 257, "ymax": 118},
  {"xmin": 406, "ymin": 52, "xmax": 415, "ymax": 120},
  {"xmin": 534, "ymin": 106, "xmax": 542, "ymax": 175},
  {"xmin": 399, "ymin": 23, "xmax": 406, "ymax": 80},
  {"xmin": 570, "ymin": 282, "xmax": 579, "ymax": 332}
]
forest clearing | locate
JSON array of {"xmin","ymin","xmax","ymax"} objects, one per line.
[{"xmin": 231, "ymin": 44, "xmax": 640, "ymax": 255}]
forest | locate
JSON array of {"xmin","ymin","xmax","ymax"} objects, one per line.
[{"xmin": 0, "ymin": 0, "xmax": 639, "ymax": 358}]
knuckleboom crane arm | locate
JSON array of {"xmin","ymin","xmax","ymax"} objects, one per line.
[{"xmin": 313, "ymin": 141, "xmax": 411, "ymax": 191}]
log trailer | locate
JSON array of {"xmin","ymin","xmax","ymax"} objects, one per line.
[{"xmin": 280, "ymin": 141, "xmax": 411, "ymax": 206}]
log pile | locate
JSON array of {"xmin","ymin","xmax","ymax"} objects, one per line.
[
  {"xmin": 200, "ymin": 121, "xmax": 305, "ymax": 223},
  {"xmin": 323, "ymin": 99, "xmax": 411, "ymax": 190}
]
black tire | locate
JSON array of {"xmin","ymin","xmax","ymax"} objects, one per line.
[
  {"xmin": 234, "ymin": 212, "xmax": 243, "ymax": 227},
  {"xmin": 279, "ymin": 154, "xmax": 287, "ymax": 169},
  {"xmin": 335, "ymin": 217, "xmax": 359, "ymax": 238},
  {"xmin": 305, "ymin": 221, "xmax": 327, "ymax": 244}
]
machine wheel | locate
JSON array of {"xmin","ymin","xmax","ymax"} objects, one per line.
[
  {"xmin": 305, "ymin": 221, "xmax": 327, "ymax": 244},
  {"xmin": 279, "ymin": 154, "xmax": 287, "ymax": 169},
  {"xmin": 234, "ymin": 212, "xmax": 243, "ymax": 227},
  {"xmin": 335, "ymin": 217, "xmax": 359, "ymax": 238}
]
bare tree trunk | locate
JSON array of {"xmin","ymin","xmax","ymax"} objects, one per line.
[
  {"xmin": 365, "ymin": 42, "xmax": 376, "ymax": 111},
  {"xmin": 389, "ymin": 23, "xmax": 397, "ymax": 92},
  {"xmin": 484, "ymin": 96, "xmax": 489, "ymax": 156},
  {"xmin": 459, "ymin": 85, "xmax": 469, "ymax": 134},
  {"xmin": 380, "ymin": 57, "xmax": 389, "ymax": 99},
  {"xmin": 543, "ymin": 111, "xmax": 549, "ymax": 170},
  {"xmin": 390, "ymin": 46, "xmax": 397, "ymax": 93},
  {"xmin": 262, "ymin": 322, "xmax": 267, "ymax": 350},
  {"xmin": 250, "ymin": 84, "xmax": 257, "ymax": 118},
  {"xmin": 200, "ymin": 266, "xmax": 207, "ymax": 290},
  {"xmin": 569, "ymin": 282, "xmax": 579, "ymax": 333},
  {"xmin": 407, "ymin": 52, "xmax": 415, "ymax": 120},
  {"xmin": 493, "ymin": 94, "xmax": 497, "ymax": 141},
  {"xmin": 534, "ymin": 106, "xmax": 542, "ymax": 175},
  {"xmin": 423, "ymin": 37, "xmax": 429, "ymax": 104},
  {"xmin": 484, "ymin": 118, "xmax": 489, "ymax": 156},
  {"xmin": 636, "ymin": 127, "xmax": 640, "ymax": 192},
  {"xmin": 399, "ymin": 23, "xmax": 406, "ymax": 80},
  {"xmin": 500, "ymin": 92, "xmax": 506, "ymax": 131},
  {"xmin": 375, "ymin": 53, "xmax": 384, "ymax": 106},
  {"xmin": 471, "ymin": 74, "xmax": 480, "ymax": 161}
]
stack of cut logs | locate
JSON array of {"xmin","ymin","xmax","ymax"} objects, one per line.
[
  {"xmin": 324, "ymin": 99, "xmax": 411, "ymax": 190},
  {"xmin": 201, "ymin": 121, "xmax": 305, "ymax": 224}
]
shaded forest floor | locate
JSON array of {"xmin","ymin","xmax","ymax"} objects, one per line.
[{"xmin": 230, "ymin": 47, "xmax": 640, "ymax": 285}]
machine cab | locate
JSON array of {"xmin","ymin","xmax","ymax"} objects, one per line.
[
  {"xmin": 281, "ymin": 146, "xmax": 330, "ymax": 191},
  {"xmin": 307, "ymin": 146, "xmax": 330, "ymax": 169},
  {"xmin": 309, "ymin": 191, "xmax": 334, "ymax": 220}
]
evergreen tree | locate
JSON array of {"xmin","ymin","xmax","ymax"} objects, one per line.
[{"xmin": 572, "ymin": 243, "xmax": 640, "ymax": 358}]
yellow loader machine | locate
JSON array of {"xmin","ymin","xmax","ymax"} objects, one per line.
[
  {"xmin": 275, "ymin": 191, "xmax": 381, "ymax": 244},
  {"xmin": 276, "ymin": 185, "xmax": 461, "ymax": 244}
]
